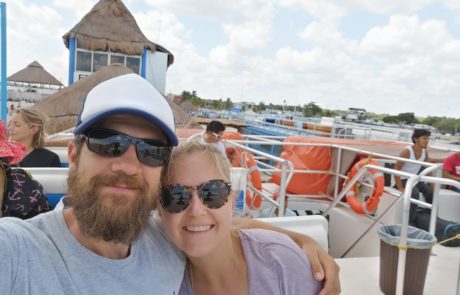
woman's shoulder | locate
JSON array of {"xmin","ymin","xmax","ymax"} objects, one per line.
[
  {"xmin": 33, "ymin": 147, "xmax": 58, "ymax": 156},
  {"xmin": 238, "ymin": 228, "xmax": 302, "ymax": 255},
  {"xmin": 238, "ymin": 229, "xmax": 322, "ymax": 294},
  {"xmin": 21, "ymin": 148, "xmax": 61, "ymax": 167}
]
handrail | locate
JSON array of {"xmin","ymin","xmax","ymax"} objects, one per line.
[
  {"xmin": 224, "ymin": 135, "xmax": 460, "ymax": 295},
  {"xmin": 321, "ymin": 164, "xmax": 414, "ymax": 216},
  {"xmin": 225, "ymin": 141, "xmax": 295, "ymax": 212}
]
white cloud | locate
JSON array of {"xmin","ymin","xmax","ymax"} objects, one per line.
[
  {"xmin": 7, "ymin": 1, "xmax": 68, "ymax": 82},
  {"xmin": 52, "ymin": 0, "xmax": 96, "ymax": 19},
  {"xmin": 6, "ymin": 0, "xmax": 460, "ymax": 117},
  {"xmin": 277, "ymin": 0, "xmax": 431, "ymax": 15}
]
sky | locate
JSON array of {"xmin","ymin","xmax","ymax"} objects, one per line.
[{"xmin": 4, "ymin": 0, "xmax": 460, "ymax": 118}]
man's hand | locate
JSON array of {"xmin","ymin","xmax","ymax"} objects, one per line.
[{"xmin": 298, "ymin": 236, "xmax": 341, "ymax": 295}]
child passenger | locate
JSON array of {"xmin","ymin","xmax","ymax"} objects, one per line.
[{"xmin": 158, "ymin": 141, "xmax": 322, "ymax": 294}]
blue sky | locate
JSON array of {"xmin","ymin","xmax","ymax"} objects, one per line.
[{"xmin": 5, "ymin": 0, "xmax": 460, "ymax": 117}]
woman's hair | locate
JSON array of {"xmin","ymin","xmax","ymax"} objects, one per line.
[
  {"xmin": 161, "ymin": 141, "xmax": 231, "ymax": 187},
  {"xmin": 15, "ymin": 108, "xmax": 48, "ymax": 148}
]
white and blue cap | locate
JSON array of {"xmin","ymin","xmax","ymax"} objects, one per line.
[{"xmin": 74, "ymin": 73, "xmax": 178, "ymax": 146}]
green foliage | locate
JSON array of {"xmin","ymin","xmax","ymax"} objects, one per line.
[
  {"xmin": 383, "ymin": 112, "xmax": 418, "ymax": 124},
  {"xmin": 397, "ymin": 112, "xmax": 418, "ymax": 124},
  {"xmin": 302, "ymin": 102, "xmax": 323, "ymax": 117},
  {"xmin": 258, "ymin": 102, "xmax": 266, "ymax": 111},
  {"xmin": 422, "ymin": 116, "xmax": 460, "ymax": 133},
  {"xmin": 382, "ymin": 115, "xmax": 399, "ymax": 123},
  {"xmin": 180, "ymin": 91, "xmax": 459, "ymax": 131}
]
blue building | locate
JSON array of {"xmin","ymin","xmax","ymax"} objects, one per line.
[{"xmin": 63, "ymin": 0, "xmax": 173, "ymax": 94}]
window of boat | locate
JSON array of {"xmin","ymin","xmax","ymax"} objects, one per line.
[
  {"xmin": 93, "ymin": 53, "xmax": 108, "ymax": 72},
  {"xmin": 110, "ymin": 55, "xmax": 125, "ymax": 66},
  {"xmin": 76, "ymin": 51, "xmax": 92, "ymax": 72},
  {"xmin": 126, "ymin": 56, "xmax": 141, "ymax": 74}
]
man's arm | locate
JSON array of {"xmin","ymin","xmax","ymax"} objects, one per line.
[
  {"xmin": 233, "ymin": 217, "xmax": 341, "ymax": 295},
  {"xmin": 425, "ymin": 151, "xmax": 444, "ymax": 163},
  {"xmin": 394, "ymin": 149, "xmax": 410, "ymax": 192}
]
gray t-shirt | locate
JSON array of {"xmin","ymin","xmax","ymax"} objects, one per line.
[
  {"xmin": 179, "ymin": 229, "xmax": 323, "ymax": 295},
  {"xmin": 0, "ymin": 201, "xmax": 185, "ymax": 295}
]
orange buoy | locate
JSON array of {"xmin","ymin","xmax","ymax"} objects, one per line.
[
  {"xmin": 345, "ymin": 159, "xmax": 384, "ymax": 215},
  {"xmin": 223, "ymin": 132, "xmax": 263, "ymax": 210}
]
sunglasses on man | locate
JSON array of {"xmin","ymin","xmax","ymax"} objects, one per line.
[
  {"xmin": 83, "ymin": 128, "xmax": 172, "ymax": 167},
  {"xmin": 160, "ymin": 179, "xmax": 232, "ymax": 213}
]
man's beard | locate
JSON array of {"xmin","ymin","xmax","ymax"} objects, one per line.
[{"xmin": 67, "ymin": 166, "xmax": 157, "ymax": 244}]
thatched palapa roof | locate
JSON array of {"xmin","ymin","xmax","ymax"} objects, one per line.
[
  {"xmin": 63, "ymin": 0, "xmax": 174, "ymax": 66},
  {"xmin": 34, "ymin": 65, "xmax": 192, "ymax": 134},
  {"xmin": 8, "ymin": 61, "xmax": 63, "ymax": 86}
]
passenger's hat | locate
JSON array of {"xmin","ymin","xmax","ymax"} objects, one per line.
[{"xmin": 74, "ymin": 73, "xmax": 178, "ymax": 146}]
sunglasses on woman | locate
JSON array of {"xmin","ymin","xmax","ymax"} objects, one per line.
[
  {"xmin": 212, "ymin": 132, "xmax": 222, "ymax": 140},
  {"xmin": 160, "ymin": 179, "xmax": 232, "ymax": 213},
  {"xmin": 83, "ymin": 128, "xmax": 172, "ymax": 167}
]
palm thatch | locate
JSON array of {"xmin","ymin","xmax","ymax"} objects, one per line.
[
  {"xmin": 34, "ymin": 64, "xmax": 192, "ymax": 134},
  {"xmin": 8, "ymin": 61, "xmax": 63, "ymax": 86},
  {"xmin": 63, "ymin": 0, "xmax": 173, "ymax": 66}
]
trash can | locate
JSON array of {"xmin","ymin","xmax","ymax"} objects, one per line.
[{"xmin": 378, "ymin": 225, "xmax": 437, "ymax": 295}]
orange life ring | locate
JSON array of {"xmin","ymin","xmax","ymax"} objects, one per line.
[
  {"xmin": 345, "ymin": 159, "xmax": 384, "ymax": 215},
  {"xmin": 223, "ymin": 134, "xmax": 263, "ymax": 210},
  {"xmin": 241, "ymin": 152, "xmax": 263, "ymax": 210}
]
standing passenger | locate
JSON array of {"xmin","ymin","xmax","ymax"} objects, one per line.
[{"xmin": 188, "ymin": 120, "xmax": 226, "ymax": 155}]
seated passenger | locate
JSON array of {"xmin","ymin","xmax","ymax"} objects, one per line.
[
  {"xmin": 158, "ymin": 141, "xmax": 322, "ymax": 294},
  {"xmin": 8, "ymin": 108, "xmax": 61, "ymax": 167},
  {"xmin": 187, "ymin": 120, "xmax": 226, "ymax": 155},
  {"xmin": 0, "ymin": 121, "xmax": 50, "ymax": 218},
  {"xmin": 442, "ymin": 151, "xmax": 460, "ymax": 192},
  {"xmin": 394, "ymin": 129, "xmax": 442, "ymax": 224}
]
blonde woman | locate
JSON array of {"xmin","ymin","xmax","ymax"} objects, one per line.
[
  {"xmin": 158, "ymin": 141, "xmax": 322, "ymax": 294},
  {"xmin": 8, "ymin": 108, "xmax": 61, "ymax": 167}
]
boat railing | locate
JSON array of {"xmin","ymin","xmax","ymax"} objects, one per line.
[
  {"xmin": 224, "ymin": 137, "xmax": 457, "ymax": 228},
  {"xmin": 224, "ymin": 140, "xmax": 295, "ymax": 215}
]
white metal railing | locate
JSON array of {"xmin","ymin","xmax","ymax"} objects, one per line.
[{"xmin": 222, "ymin": 135, "xmax": 459, "ymax": 295}]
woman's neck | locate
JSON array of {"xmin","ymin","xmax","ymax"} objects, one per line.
[
  {"xmin": 24, "ymin": 142, "xmax": 35, "ymax": 155},
  {"xmin": 187, "ymin": 234, "xmax": 249, "ymax": 295}
]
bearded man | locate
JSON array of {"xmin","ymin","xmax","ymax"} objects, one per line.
[{"xmin": 0, "ymin": 73, "xmax": 340, "ymax": 295}]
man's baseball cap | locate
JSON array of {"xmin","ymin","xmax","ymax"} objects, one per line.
[{"xmin": 74, "ymin": 73, "xmax": 178, "ymax": 146}]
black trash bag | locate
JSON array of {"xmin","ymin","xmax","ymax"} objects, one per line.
[{"xmin": 414, "ymin": 209, "xmax": 460, "ymax": 247}]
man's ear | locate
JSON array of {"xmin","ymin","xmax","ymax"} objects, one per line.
[{"xmin": 67, "ymin": 141, "xmax": 78, "ymax": 167}]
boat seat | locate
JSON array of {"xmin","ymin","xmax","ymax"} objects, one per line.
[
  {"xmin": 438, "ymin": 189, "xmax": 460, "ymax": 223},
  {"xmin": 256, "ymin": 215, "xmax": 329, "ymax": 252},
  {"xmin": 47, "ymin": 147, "xmax": 69, "ymax": 167}
]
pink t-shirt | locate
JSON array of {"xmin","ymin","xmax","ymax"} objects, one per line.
[{"xmin": 443, "ymin": 153, "xmax": 460, "ymax": 177}]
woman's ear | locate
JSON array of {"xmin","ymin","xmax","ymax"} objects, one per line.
[{"xmin": 29, "ymin": 125, "xmax": 39, "ymax": 135}]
